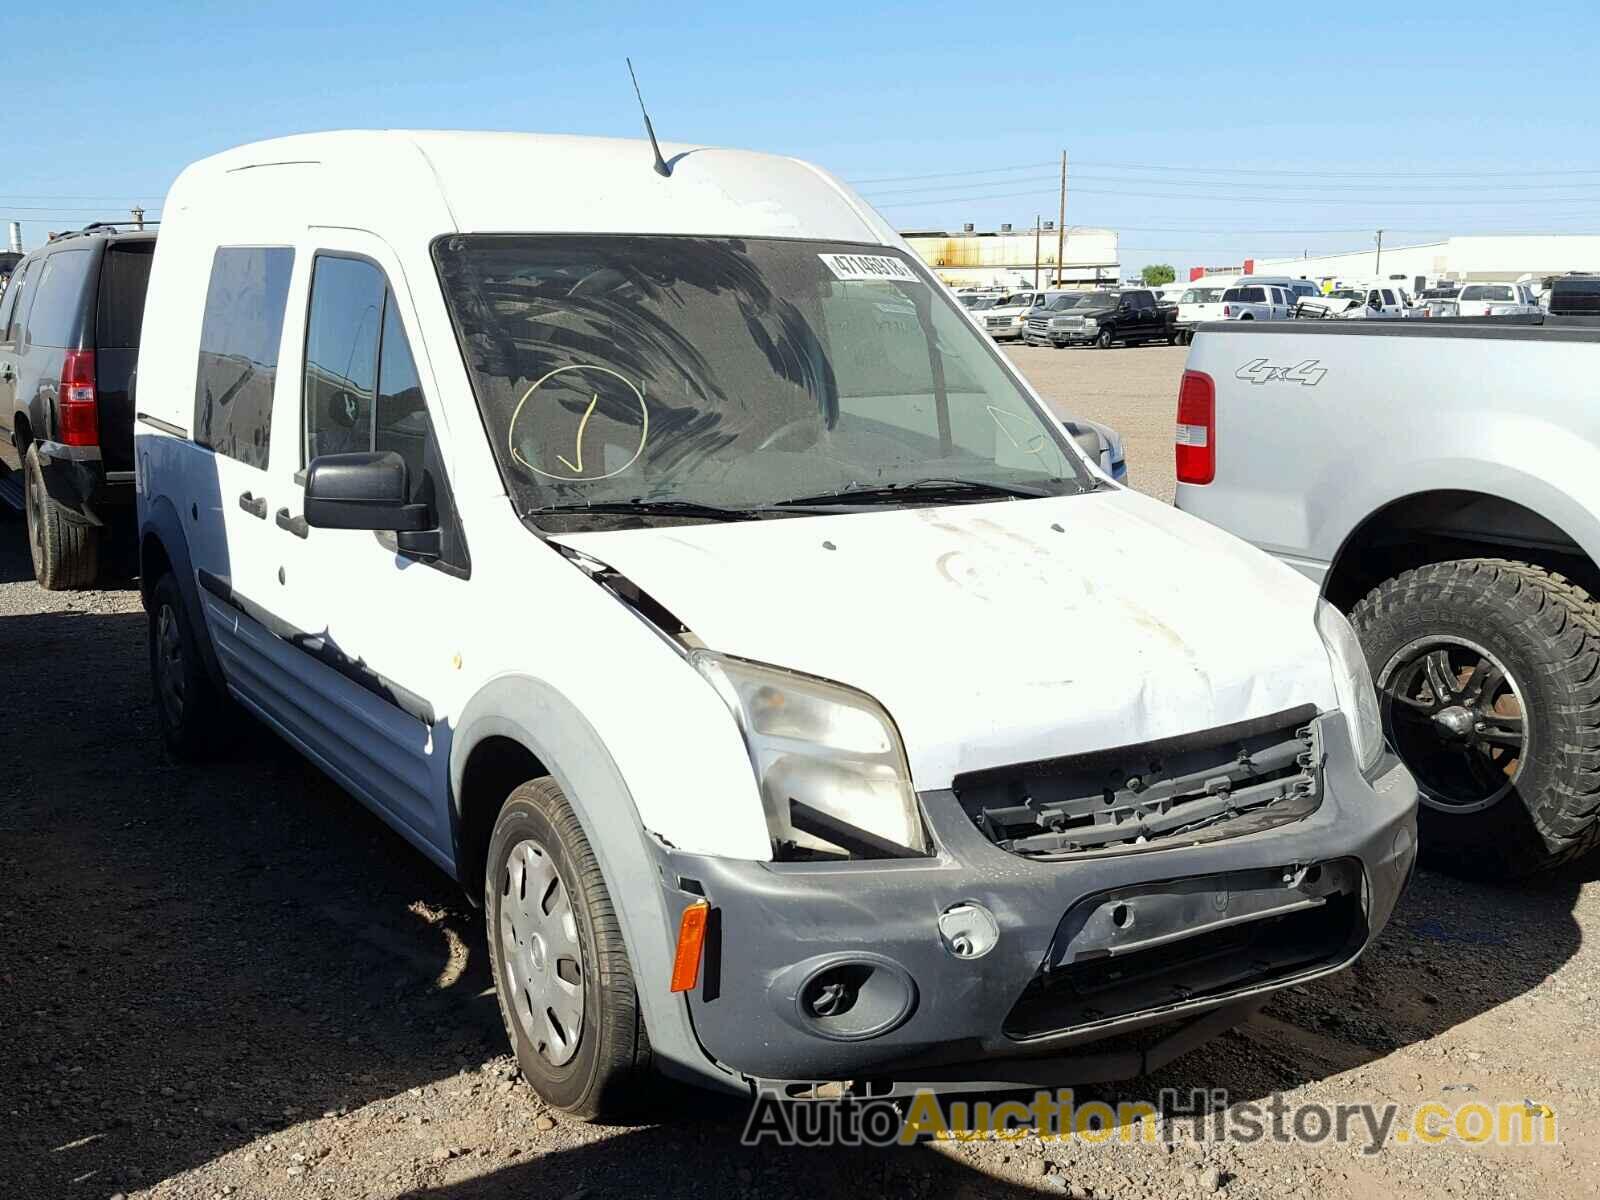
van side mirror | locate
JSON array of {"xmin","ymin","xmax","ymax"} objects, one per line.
[{"xmin": 304, "ymin": 451, "xmax": 432, "ymax": 532}]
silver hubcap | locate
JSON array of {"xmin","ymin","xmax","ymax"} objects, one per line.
[
  {"xmin": 155, "ymin": 604, "xmax": 185, "ymax": 726},
  {"xmin": 499, "ymin": 840, "xmax": 584, "ymax": 1066},
  {"xmin": 1378, "ymin": 635, "xmax": 1527, "ymax": 815}
]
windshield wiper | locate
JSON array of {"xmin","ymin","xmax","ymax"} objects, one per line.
[
  {"xmin": 773, "ymin": 478, "xmax": 1063, "ymax": 508},
  {"xmin": 532, "ymin": 499, "xmax": 759, "ymax": 522}
]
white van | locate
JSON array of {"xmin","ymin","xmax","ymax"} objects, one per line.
[{"xmin": 134, "ymin": 131, "xmax": 1416, "ymax": 1117}]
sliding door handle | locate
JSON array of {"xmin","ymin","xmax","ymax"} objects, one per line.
[
  {"xmin": 238, "ymin": 491, "xmax": 267, "ymax": 519},
  {"xmin": 275, "ymin": 507, "xmax": 308, "ymax": 539}
]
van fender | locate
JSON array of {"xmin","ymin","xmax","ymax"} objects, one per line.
[
  {"xmin": 140, "ymin": 493, "xmax": 227, "ymax": 693},
  {"xmin": 451, "ymin": 674, "xmax": 732, "ymax": 1091}
]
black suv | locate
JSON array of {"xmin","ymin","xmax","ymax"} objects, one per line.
[{"xmin": 0, "ymin": 224, "xmax": 154, "ymax": 588}]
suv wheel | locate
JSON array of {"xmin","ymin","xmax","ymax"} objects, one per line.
[
  {"xmin": 24, "ymin": 445, "xmax": 98, "ymax": 590},
  {"xmin": 487, "ymin": 777, "xmax": 652, "ymax": 1119},
  {"xmin": 1096, "ymin": 326, "xmax": 1115, "ymax": 349},
  {"xmin": 1351, "ymin": 559, "xmax": 1600, "ymax": 878},
  {"xmin": 148, "ymin": 571, "xmax": 232, "ymax": 757}
]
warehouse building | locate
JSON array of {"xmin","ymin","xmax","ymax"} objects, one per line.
[
  {"xmin": 900, "ymin": 225, "xmax": 1119, "ymax": 289},
  {"xmin": 1255, "ymin": 234, "xmax": 1600, "ymax": 287}
]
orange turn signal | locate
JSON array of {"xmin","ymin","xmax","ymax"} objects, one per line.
[{"xmin": 670, "ymin": 900, "xmax": 711, "ymax": 993}]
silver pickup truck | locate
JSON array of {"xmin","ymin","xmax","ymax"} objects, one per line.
[{"xmin": 1175, "ymin": 319, "xmax": 1600, "ymax": 879}]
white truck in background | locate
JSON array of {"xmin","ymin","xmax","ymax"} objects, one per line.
[{"xmin": 1175, "ymin": 317, "xmax": 1600, "ymax": 879}]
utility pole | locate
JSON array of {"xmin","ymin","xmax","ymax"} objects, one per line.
[
  {"xmin": 1374, "ymin": 229, "xmax": 1384, "ymax": 277},
  {"xmin": 131, "ymin": 206, "xmax": 145, "ymax": 231},
  {"xmin": 1055, "ymin": 151, "xmax": 1067, "ymax": 288},
  {"xmin": 1033, "ymin": 215, "xmax": 1041, "ymax": 290}
]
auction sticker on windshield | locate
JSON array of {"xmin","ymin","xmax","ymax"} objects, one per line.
[{"xmin": 819, "ymin": 253, "xmax": 921, "ymax": 284}]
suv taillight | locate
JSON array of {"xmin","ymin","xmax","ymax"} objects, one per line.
[
  {"xmin": 59, "ymin": 349, "xmax": 99, "ymax": 447},
  {"xmin": 1175, "ymin": 369, "xmax": 1215, "ymax": 485}
]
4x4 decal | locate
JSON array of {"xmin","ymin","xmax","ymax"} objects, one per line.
[{"xmin": 1235, "ymin": 357, "xmax": 1327, "ymax": 386}]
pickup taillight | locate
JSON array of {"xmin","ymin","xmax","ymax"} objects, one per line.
[
  {"xmin": 59, "ymin": 349, "xmax": 99, "ymax": 447},
  {"xmin": 1175, "ymin": 369, "xmax": 1215, "ymax": 485},
  {"xmin": 1222, "ymin": 304, "xmax": 1233, "ymax": 317}
]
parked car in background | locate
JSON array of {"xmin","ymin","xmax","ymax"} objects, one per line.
[
  {"xmin": 0, "ymin": 222, "xmax": 154, "ymax": 588},
  {"xmin": 1175, "ymin": 281, "xmax": 1235, "ymax": 343},
  {"xmin": 1296, "ymin": 283, "xmax": 1413, "ymax": 320},
  {"xmin": 978, "ymin": 289, "xmax": 1050, "ymax": 340},
  {"xmin": 135, "ymin": 130, "xmax": 1414, "ymax": 1117},
  {"xmin": 1545, "ymin": 274, "xmax": 1600, "ymax": 316},
  {"xmin": 1455, "ymin": 282, "xmax": 1541, "ymax": 317},
  {"xmin": 1414, "ymin": 285, "xmax": 1461, "ymax": 318},
  {"xmin": 1177, "ymin": 317, "xmax": 1600, "ymax": 879},
  {"xmin": 1219, "ymin": 282, "xmax": 1295, "ymax": 321},
  {"xmin": 1024, "ymin": 288, "xmax": 1177, "ymax": 347},
  {"xmin": 1155, "ymin": 281, "xmax": 1189, "ymax": 309}
]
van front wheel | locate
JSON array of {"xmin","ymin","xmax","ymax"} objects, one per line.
[{"xmin": 486, "ymin": 778, "xmax": 652, "ymax": 1119}]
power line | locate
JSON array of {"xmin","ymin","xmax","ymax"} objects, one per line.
[
  {"xmin": 845, "ymin": 161, "xmax": 1055, "ymax": 184},
  {"xmin": 1073, "ymin": 160, "xmax": 1600, "ymax": 179},
  {"xmin": 0, "ymin": 205, "xmax": 166, "ymax": 214},
  {"xmin": 869, "ymin": 184, "xmax": 1600, "ymax": 208},
  {"xmin": 847, "ymin": 160, "xmax": 1600, "ymax": 185},
  {"xmin": 0, "ymin": 193, "xmax": 167, "ymax": 201},
  {"xmin": 862, "ymin": 173, "xmax": 1600, "ymax": 199}
]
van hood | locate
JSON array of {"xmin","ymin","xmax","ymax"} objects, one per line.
[{"xmin": 553, "ymin": 489, "xmax": 1338, "ymax": 789}]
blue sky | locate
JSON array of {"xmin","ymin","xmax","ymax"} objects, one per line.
[{"xmin": 7, "ymin": 1, "xmax": 1600, "ymax": 274}]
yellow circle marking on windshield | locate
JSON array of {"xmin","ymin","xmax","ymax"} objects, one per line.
[{"xmin": 508, "ymin": 364, "xmax": 650, "ymax": 482}]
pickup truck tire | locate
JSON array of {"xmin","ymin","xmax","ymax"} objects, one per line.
[
  {"xmin": 24, "ymin": 444, "xmax": 98, "ymax": 590},
  {"xmin": 148, "ymin": 570, "xmax": 232, "ymax": 758},
  {"xmin": 1351, "ymin": 559, "xmax": 1600, "ymax": 878},
  {"xmin": 1096, "ymin": 327, "xmax": 1115, "ymax": 349},
  {"xmin": 486, "ymin": 777, "xmax": 652, "ymax": 1120}
]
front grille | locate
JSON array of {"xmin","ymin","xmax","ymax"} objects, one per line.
[
  {"xmin": 986, "ymin": 316, "xmax": 1011, "ymax": 328},
  {"xmin": 953, "ymin": 706, "xmax": 1322, "ymax": 859},
  {"xmin": 1026, "ymin": 317, "xmax": 1050, "ymax": 331}
]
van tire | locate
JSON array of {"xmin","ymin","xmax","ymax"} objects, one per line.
[
  {"xmin": 486, "ymin": 777, "xmax": 652, "ymax": 1120},
  {"xmin": 24, "ymin": 445, "xmax": 98, "ymax": 590},
  {"xmin": 148, "ymin": 570, "xmax": 231, "ymax": 758},
  {"xmin": 1350, "ymin": 559, "xmax": 1600, "ymax": 878}
]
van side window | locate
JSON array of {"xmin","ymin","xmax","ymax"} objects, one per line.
[
  {"xmin": 194, "ymin": 247, "xmax": 295, "ymax": 470},
  {"xmin": 25, "ymin": 250, "xmax": 95, "ymax": 349},
  {"xmin": 303, "ymin": 256, "xmax": 384, "ymax": 462},
  {"xmin": 302, "ymin": 254, "xmax": 429, "ymax": 492}
]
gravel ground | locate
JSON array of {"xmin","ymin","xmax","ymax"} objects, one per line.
[{"xmin": 4, "ymin": 344, "xmax": 1600, "ymax": 1199}]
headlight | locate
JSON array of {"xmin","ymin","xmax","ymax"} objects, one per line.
[
  {"xmin": 692, "ymin": 652, "xmax": 927, "ymax": 856},
  {"xmin": 1315, "ymin": 600, "xmax": 1383, "ymax": 772}
]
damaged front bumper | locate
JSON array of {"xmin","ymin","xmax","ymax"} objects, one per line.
[{"xmin": 652, "ymin": 712, "xmax": 1416, "ymax": 1092}]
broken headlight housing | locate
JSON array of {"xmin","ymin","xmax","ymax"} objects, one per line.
[
  {"xmin": 692, "ymin": 651, "xmax": 928, "ymax": 858},
  {"xmin": 1315, "ymin": 599, "xmax": 1383, "ymax": 772}
]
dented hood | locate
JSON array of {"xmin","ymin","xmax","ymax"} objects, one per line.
[{"xmin": 553, "ymin": 489, "xmax": 1339, "ymax": 790}]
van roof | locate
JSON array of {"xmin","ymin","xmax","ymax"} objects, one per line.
[{"xmin": 165, "ymin": 130, "xmax": 898, "ymax": 246}]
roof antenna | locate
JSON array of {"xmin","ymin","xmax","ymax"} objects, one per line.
[{"xmin": 627, "ymin": 58, "xmax": 672, "ymax": 178}]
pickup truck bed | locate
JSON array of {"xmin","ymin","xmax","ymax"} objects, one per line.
[{"xmin": 1175, "ymin": 317, "xmax": 1600, "ymax": 879}]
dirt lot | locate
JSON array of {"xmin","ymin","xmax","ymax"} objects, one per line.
[{"xmin": 5, "ymin": 344, "xmax": 1600, "ymax": 1200}]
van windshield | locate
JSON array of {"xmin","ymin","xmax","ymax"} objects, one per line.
[{"xmin": 432, "ymin": 236, "xmax": 1088, "ymax": 526}]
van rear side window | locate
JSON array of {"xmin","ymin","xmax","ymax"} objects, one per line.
[{"xmin": 194, "ymin": 247, "xmax": 295, "ymax": 469}]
